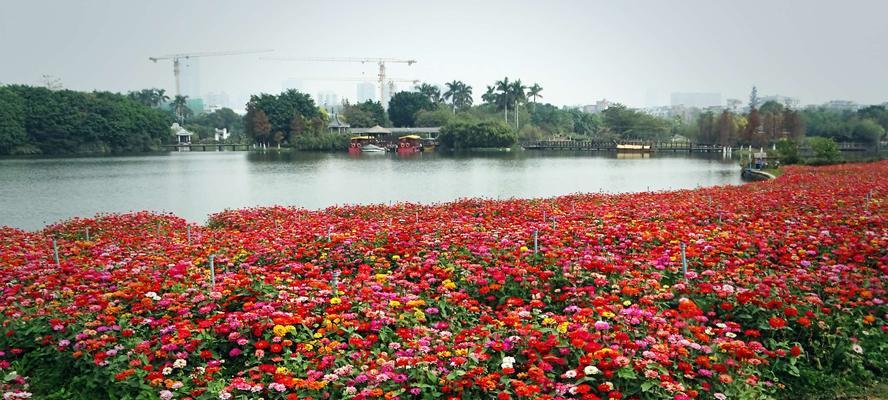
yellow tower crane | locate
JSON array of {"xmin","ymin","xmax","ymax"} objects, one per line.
[
  {"xmin": 149, "ymin": 49, "xmax": 273, "ymax": 96},
  {"xmin": 262, "ymin": 57, "xmax": 417, "ymax": 106}
]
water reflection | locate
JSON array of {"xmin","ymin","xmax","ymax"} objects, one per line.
[{"xmin": 0, "ymin": 151, "xmax": 741, "ymax": 230}]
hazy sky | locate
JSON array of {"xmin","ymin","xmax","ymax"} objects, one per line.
[{"xmin": 2, "ymin": 0, "xmax": 886, "ymax": 108}]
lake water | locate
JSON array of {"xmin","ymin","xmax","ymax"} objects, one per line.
[{"xmin": 0, "ymin": 151, "xmax": 742, "ymax": 230}]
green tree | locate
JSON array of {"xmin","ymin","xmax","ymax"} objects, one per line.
[
  {"xmin": 289, "ymin": 115, "xmax": 307, "ymax": 138},
  {"xmin": 169, "ymin": 95, "xmax": 192, "ymax": 123},
  {"xmin": 246, "ymin": 108, "xmax": 272, "ymax": 145},
  {"xmin": 438, "ymin": 120, "xmax": 516, "ymax": 149},
  {"xmin": 695, "ymin": 111, "xmax": 717, "ymax": 144},
  {"xmin": 530, "ymin": 103, "xmax": 570, "ymax": 134},
  {"xmin": 808, "ymin": 136, "xmax": 841, "ymax": 164},
  {"xmin": 1, "ymin": 85, "xmax": 169, "ymax": 154},
  {"xmin": 716, "ymin": 110, "xmax": 737, "ymax": 145},
  {"xmin": 414, "ymin": 108, "xmax": 454, "ymax": 127},
  {"xmin": 601, "ymin": 104, "xmax": 670, "ymax": 140},
  {"xmin": 759, "ymin": 100, "xmax": 784, "ymax": 142},
  {"xmin": 783, "ymin": 108, "xmax": 803, "ymax": 141},
  {"xmin": 388, "ymin": 91, "xmax": 434, "ymax": 127},
  {"xmin": 801, "ymin": 108, "xmax": 853, "ymax": 142},
  {"xmin": 527, "ymin": 83, "xmax": 543, "ymax": 111},
  {"xmin": 415, "ymin": 83, "xmax": 442, "ymax": 105},
  {"xmin": 127, "ymin": 88, "xmax": 169, "ymax": 108},
  {"xmin": 245, "ymin": 89, "xmax": 321, "ymax": 143},
  {"xmin": 743, "ymin": 107, "xmax": 763, "ymax": 146},
  {"xmin": 443, "ymin": 81, "xmax": 473, "ymax": 112},
  {"xmin": 749, "ymin": 85, "xmax": 759, "ymax": 109},
  {"xmin": 341, "ymin": 100, "xmax": 388, "ymax": 127},
  {"xmin": 568, "ymin": 109, "xmax": 602, "ymax": 137},
  {"xmin": 0, "ymin": 87, "xmax": 27, "ymax": 153},
  {"xmin": 775, "ymin": 139, "xmax": 800, "ymax": 164},
  {"xmin": 857, "ymin": 105, "xmax": 888, "ymax": 132},
  {"xmin": 851, "ymin": 118, "xmax": 885, "ymax": 146}
]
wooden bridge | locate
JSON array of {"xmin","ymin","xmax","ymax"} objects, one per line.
[
  {"xmin": 521, "ymin": 140, "xmax": 724, "ymax": 153},
  {"xmin": 162, "ymin": 143, "xmax": 252, "ymax": 152}
]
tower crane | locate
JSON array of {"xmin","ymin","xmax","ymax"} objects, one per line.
[
  {"xmin": 149, "ymin": 49, "xmax": 273, "ymax": 96},
  {"xmin": 262, "ymin": 57, "xmax": 417, "ymax": 105}
]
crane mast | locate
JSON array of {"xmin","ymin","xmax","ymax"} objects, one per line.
[
  {"xmin": 262, "ymin": 57, "xmax": 417, "ymax": 106},
  {"xmin": 149, "ymin": 49, "xmax": 273, "ymax": 96}
]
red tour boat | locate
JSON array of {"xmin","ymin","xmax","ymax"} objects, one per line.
[{"xmin": 397, "ymin": 135, "xmax": 421, "ymax": 154}]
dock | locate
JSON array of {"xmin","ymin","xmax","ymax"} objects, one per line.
[{"xmin": 521, "ymin": 140, "xmax": 724, "ymax": 153}]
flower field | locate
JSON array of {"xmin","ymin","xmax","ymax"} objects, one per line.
[{"xmin": 1, "ymin": 162, "xmax": 886, "ymax": 400}]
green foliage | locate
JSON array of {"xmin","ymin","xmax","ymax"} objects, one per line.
[
  {"xmin": 0, "ymin": 85, "xmax": 171, "ymax": 155},
  {"xmin": 168, "ymin": 95, "xmax": 193, "ymax": 123},
  {"xmin": 341, "ymin": 100, "xmax": 388, "ymax": 127},
  {"xmin": 0, "ymin": 86, "xmax": 28, "ymax": 153},
  {"xmin": 716, "ymin": 111, "xmax": 739, "ymax": 145},
  {"xmin": 126, "ymin": 88, "xmax": 169, "ymax": 108},
  {"xmin": 567, "ymin": 109, "xmax": 602, "ymax": 136},
  {"xmin": 807, "ymin": 136, "xmax": 842, "ymax": 164},
  {"xmin": 857, "ymin": 105, "xmax": 888, "ymax": 132},
  {"xmin": 246, "ymin": 89, "xmax": 321, "ymax": 144},
  {"xmin": 245, "ymin": 109, "xmax": 272, "ymax": 144},
  {"xmin": 602, "ymin": 104, "xmax": 670, "ymax": 140},
  {"xmin": 442, "ymin": 81, "xmax": 473, "ymax": 111},
  {"xmin": 291, "ymin": 132, "xmax": 350, "ymax": 151},
  {"xmin": 851, "ymin": 118, "xmax": 885, "ymax": 145},
  {"xmin": 695, "ymin": 111, "xmax": 718, "ymax": 144},
  {"xmin": 415, "ymin": 83, "xmax": 443, "ymax": 105},
  {"xmin": 414, "ymin": 108, "xmax": 455, "ymax": 127},
  {"xmin": 801, "ymin": 108, "xmax": 854, "ymax": 142},
  {"xmin": 775, "ymin": 139, "xmax": 800, "ymax": 164},
  {"xmin": 530, "ymin": 103, "xmax": 571, "ymax": 134},
  {"xmin": 388, "ymin": 91, "xmax": 435, "ymax": 127},
  {"xmin": 438, "ymin": 120, "xmax": 517, "ymax": 149}
]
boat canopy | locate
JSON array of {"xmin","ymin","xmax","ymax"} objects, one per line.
[
  {"xmin": 350, "ymin": 136, "xmax": 373, "ymax": 140},
  {"xmin": 399, "ymin": 135, "xmax": 421, "ymax": 140}
]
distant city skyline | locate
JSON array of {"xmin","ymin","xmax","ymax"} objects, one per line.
[{"xmin": 2, "ymin": 0, "xmax": 887, "ymax": 109}]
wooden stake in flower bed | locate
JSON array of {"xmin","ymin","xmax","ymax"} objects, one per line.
[
  {"xmin": 533, "ymin": 229, "xmax": 539, "ymax": 255},
  {"xmin": 52, "ymin": 238, "xmax": 60, "ymax": 266},
  {"xmin": 85, "ymin": 227, "xmax": 90, "ymax": 241},
  {"xmin": 681, "ymin": 243, "xmax": 688, "ymax": 282},
  {"xmin": 187, "ymin": 226, "xmax": 191, "ymax": 244},
  {"xmin": 332, "ymin": 270, "xmax": 339, "ymax": 296},
  {"xmin": 209, "ymin": 254, "xmax": 216, "ymax": 286}
]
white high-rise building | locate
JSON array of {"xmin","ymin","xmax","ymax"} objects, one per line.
[{"xmin": 357, "ymin": 82, "xmax": 376, "ymax": 103}]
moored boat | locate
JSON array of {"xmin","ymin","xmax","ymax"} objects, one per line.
[
  {"xmin": 397, "ymin": 135, "xmax": 421, "ymax": 155},
  {"xmin": 615, "ymin": 143, "xmax": 652, "ymax": 152}
]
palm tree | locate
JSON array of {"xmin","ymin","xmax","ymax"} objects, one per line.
[
  {"xmin": 527, "ymin": 83, "xmax": 543, "ymax": 111},
  {"xmin": 169, "ymin": 95, "xmax": 192, "ymax": 123},
  {"xmin": 153, "ymin": 89, "xmax": 170, "ymax": 107},
  {"xmin": 495, "ymin": 77, "xmax": 512, "ymax": 121},
  {"xmin": 443, "ymin": 80, "xmax": 473, "ymax": 113},
  {"xmin": 508, "ymin": 80, "xmax": 527, "ymax": 129},
  {"xmin": 415, "ymin": 83, "xmax": 442, "ymax": 105},
  {"xmin": 481, "ymin": 85, "xmax": 497, "ymax": 105}
]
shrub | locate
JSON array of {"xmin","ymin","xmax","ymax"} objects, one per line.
[
  {"xmin": 438, "ymin": 120, "xmax": 516, "ymax": 149},
  {"xmin": 807, "ymin": 136, "xmax": 842, "ymax": 164}
]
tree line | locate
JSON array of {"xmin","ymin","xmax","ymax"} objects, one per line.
[
  {"xmin": 3, "ymin": 82, "xmax": 884, "ymax": 155},
  {"xmin": 0, "ymin": 85, "xmax": 170, "ymax": 155}
]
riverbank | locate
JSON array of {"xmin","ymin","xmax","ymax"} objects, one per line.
[{"xmin": 1, "ymin": 161, "xmax": 885, "ymax": 399}]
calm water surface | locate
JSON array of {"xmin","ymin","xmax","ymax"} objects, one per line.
[{"xmin": 0, "ymin": 151, "xmax": 741, "ymax": 230}]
